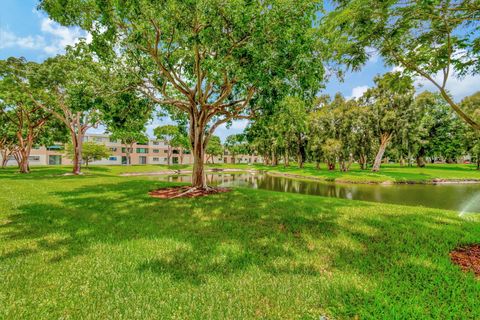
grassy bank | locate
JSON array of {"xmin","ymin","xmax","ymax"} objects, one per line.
[
  {"xmin": 253, "ymin": 163, "xmax": 480, "ymax": 184},
  {"xmin": 1, "ymin": 166, "xmax": 479, "ymax": 319},
  {"xmin": 7, "ymin": 163, "xmax": 479, "ymax": 184}
]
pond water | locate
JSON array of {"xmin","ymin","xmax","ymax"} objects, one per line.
[{"xmin": 161, "ymin": 172, "xmax": 480, "ymax": 213}]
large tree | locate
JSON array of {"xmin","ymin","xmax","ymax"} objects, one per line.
[
  {"xmin": 205, "ymin": 135, "xmax": 223, "ymax": 164},
  {"xmin": 0, "ymin": 58, "xmax": 52, "ymax": 173},
  {"xmin": 0, "ymin": 112, "xmax": 18, "ymax": 168},
  {"xmin": 225, "ymin": 134, "xmax": 248, "ymax": 164},
  {"xmin": 154, "ymin": 125, "xmax": 181, "ymax": 166},
  {"xmin": 360, "ymin": 72, "xmax": 415, "ymax": 172},
  {"xmin": 28, "ymin": 44, "xmax": 110, "ymax": 175},
  {"xmin": 65, "ymin": 141, "xmax": 111, "ymax": 167},
  {"xmin": 106, "ymin": 90, "xmax": 153, "ymax": 166},
  {"xmin": 40, "ymin": 0, "xmax": 325, "ymax": 189},
  {"xmin": 324, "ymin": 0, "xmax": 480, "ymax": 130}
]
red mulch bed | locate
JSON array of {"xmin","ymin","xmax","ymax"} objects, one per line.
[
  {"xmin": 450, "ymin": 244, "xmax": 480, "ymax": 278},
  {"xmin": 149, "ymin": 186, "xmax": 230, "ymax": 199}
]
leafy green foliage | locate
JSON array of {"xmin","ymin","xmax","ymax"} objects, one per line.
[
  {"xmin": 324, "ymin": 0, "xmax": 480, "ymax": 129},
  {"xmin": 65, "ymin": 141, "xmax": 112, "ymax": 166}
]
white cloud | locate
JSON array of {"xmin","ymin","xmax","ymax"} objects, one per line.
[
  {"xmin": 0, "ymin": 29, "xmax": 45, "ymax": 50},
  {"xmin": 415, "ymin": 72, "xmax": 480, "ymax": 102},
  {"xmin": 347, "ymin": 86, "xmax": 369, "ymax": 100},
  {"xmin": 0, "ymin": 18, "xmax": 90, "ymax": 56},
  {"xmin": 366, "ymin": 47, "xmax": 379, "ymax": 64},
  {"xmin": 40, "ymin": 18, "xmax": 86, "ymax": 54}
]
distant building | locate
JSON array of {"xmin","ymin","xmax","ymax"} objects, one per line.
[{"xmin": 1, "ymin": 133, "xmax": 262, "ymax": 166}]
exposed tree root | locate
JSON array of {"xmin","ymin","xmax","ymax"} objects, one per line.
[{"xmin": 149, "ymin": 186, "xmax": 230, "ymax": 199}]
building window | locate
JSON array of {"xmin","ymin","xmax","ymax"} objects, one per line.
[
  {"xmin": 47, "ymin": 145, "xmax": 63, "ymax": 151},
  {"xmin": 136, "ymin": 148, "xmax": 148, "ymax": 154},
  {"xmin": 110, "ymin": 147, "xmax": 117, "ymax": 152},
  {"xmin": 109, "ymin": 157, "xmax": 117, "ymax": 161},
  {"xmin": 164, "ymin": 150, "xmax": 168, "ymax": 154},
  {"xmin": 153, "ymin": 149, "xmax": 159, "ymax": 153},
  {"xmin": 122, "ymin": 147, "xmax": 133, "ymax": 153},
  {"xmin": 93, "ymin": 137, "xmax": 103, "ymax": 142},
  {"xmin": 173, "ymin": 149, "xmax": 179, "ymax": 154},
  {"xmin": 109, "ymin": 138, "xmax": 118, "ymax": 143},
  {"xmin": 153, "ymin": 157, "xmax": 159, "ymax": 162},
  {"xmin": 183, "ymin": 149, "xmax": 191, "ymax": 154},
  {"xmin": 164, "ymin": 158, "xmax": 168, "ymax": 161},
  {"xmin": 29, "ymin": 156, "xmax": 40, "ymax": 161}
]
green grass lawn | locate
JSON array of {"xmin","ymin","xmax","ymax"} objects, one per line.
[{"xmin": 1, "ymin": 166, "xmax": 479, "ymax": 319}]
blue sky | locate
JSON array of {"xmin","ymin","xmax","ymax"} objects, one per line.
[{"xmin": 1, "ymin": 0, "xmax": 478, "ymax": 140}]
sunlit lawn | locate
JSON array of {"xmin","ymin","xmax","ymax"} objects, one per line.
[{"xmin": 1, "ymin": 166, "xmax": 479, "ymax": 319}]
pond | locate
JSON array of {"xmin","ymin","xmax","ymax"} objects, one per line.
[{"xmin": 161, "ymin": 172, "xmax": 480, "ymax": 214}]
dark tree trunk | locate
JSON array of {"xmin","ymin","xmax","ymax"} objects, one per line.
[
  {"xmin": 284, "ymin": 150, "xmax": 289, "ymax": 167},
  {"xmin": 271, "ymin": 151, "xmax": 278, "ymax": 166},
  {"xmin": 327, "ymin": 161, "xmax": 335, "ymax": 171},
  {"xmin": 416, "ymin": 156, "xmax": 426, "ymax": 168},
  {"xmin": 297, "ymin": 150, "xmax": 303, "ymax": 168}
]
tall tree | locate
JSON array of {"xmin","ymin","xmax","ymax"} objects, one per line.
[
  {"xmin": 275, "ymin": 97, "xmax": 309, "ymax": 168},
  {"xmin": 40, "ymin": 0, "xmax": 325, "ymax": 189},
  {"xmin": 105, "ymin": 90, "xmax": 153, "ymax": 166},
  {"xmin": 154, "ymin": 125, "xmax": 180, "ymax": 166},
  {"xmin": 65, "ymin": 142, "xmax": 111, "ymax": 167},
  {"xmin": 28, "ymin": 44, "xmax": 109, "ymax": 175},
  {"xmin": 225, "ymin": 134, "xmax": 248, "ymax": 164},
  {"xmin": 0, "ymin": 113, "xmax": 18, "ymax": 168},
  {"xmin": 460, "ymin": 92, "xmax": 480, "ymax": 168},
  {"xmin": 324, "ymin": 0, "xmax": 480, "ymax": 130},
  {"xmin": 205, "ymin": 135, "xmax": 223, "ymax": 164},
  {"xmin": 0, "ymin": 58, "xmax": 52, "ymax": 173},
  {"xmin": 360, "ymin": 72, "xmax": 415, "ymax": 172}
]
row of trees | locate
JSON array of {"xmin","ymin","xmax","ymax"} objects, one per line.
[{"xmin": 247, "ymin": 73, "xmax": 480, "ymax": 171}]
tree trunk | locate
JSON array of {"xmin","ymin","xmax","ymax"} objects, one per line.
[
  {"xmin": 327, "ymin": 162, "xmax": 335, "ymax": 171},
  {"xmin": 416, "ymin": 156, "xmax": 426, "ymax": 168},
  {"xmin": 284, "ymin": 150, "xmax": 289, "ymax": 167},
  {"xmin": 71, "ymin": 130, "xmax": 84, "ymax": 175},
  {"xmin": 191, "ymin": 121, "xmax": 207, "ymax": 189},
  {"xmin": 315, "ymin": 161, "xmax": 320, "ymax": 169},
  {"xmin": 272, "ymin": 152, "xmax": 278, "ymax": 166},
  {"xmin": 167, "ymin": 146, "xmax": 172, "ymax": 166},
  {"xmin": 297, "ymin": 151, "xmax": 303, "ymax": 168},
  {"xmin": 477, "ymin": 157, "xmax": 479, "ymax": 170},
  {"xmin": 359, "ymin": 154, "xmax": 367, "ymax": 170},
  {"xmin": 1, "ymin": 150, "xmax": 9, "ymax": 168},
  {"xmin": 180, "ymin": 148, "xmax": 184, "ymax": 165},
  {"xmin": 16, "ymin": 132, "xmax": 33, "ymax": 174},
  {"xmin": 372, "ymin": 132, "xmax": 392, "ymax": 172}
]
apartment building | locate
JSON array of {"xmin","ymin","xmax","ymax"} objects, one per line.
[{"xmin": 1, "ymin": 133, "xmax": 262, "ymax": 166}]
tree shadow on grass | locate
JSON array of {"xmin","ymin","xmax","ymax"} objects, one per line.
[
  {"xmin": 1, "ymin": 179, "xmax": 345, "ymax": 274},
  {"xmin": 2, "ymin": 178, "xmax": 480, "ymax": 318}
]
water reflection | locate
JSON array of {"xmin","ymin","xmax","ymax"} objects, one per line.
[{"xmin": 162, "ymin": 173, "xmax": 480, "ymax": 213}]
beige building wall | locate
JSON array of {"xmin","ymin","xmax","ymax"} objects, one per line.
[{"xmin": 1, "ymin": 133, "xmax": 262, "ymax": 166}]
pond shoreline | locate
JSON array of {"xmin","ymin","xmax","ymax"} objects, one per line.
[
  {"xmin": 265, "ymin": 171, "xmax": 480, "ymax": 185},
  {"xmin": 121, "ymin": 168, "xmax": 480, "ymax": 185}
]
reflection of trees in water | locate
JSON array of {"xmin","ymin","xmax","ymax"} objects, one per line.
[{"xmin": 161, "ymin": 174, "xmax": 477, "ymax": 212}]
